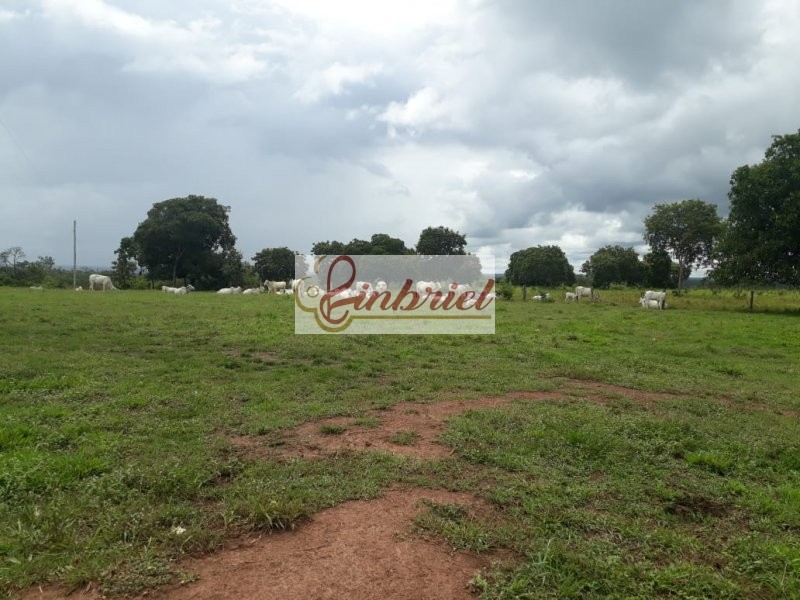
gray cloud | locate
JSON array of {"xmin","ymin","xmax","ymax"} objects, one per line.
[{"xmin": 1, "ymin": 0, "xmax": 798, "ymax": 271}]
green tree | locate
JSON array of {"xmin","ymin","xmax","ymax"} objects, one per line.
[
  {"xmin": 311, "ymin": 240, "xmax": 346, "ymax": 255},
  {"xmin": 364, "ymin": 233, "xmax": 411, "ymax": 255},
  {"xmin": 112, "ymin": 237, "xmax": 139, "ymax": 289},
  {"xmin": 252, "ymin": 247, "xmax": 306, "ymax": 282},
  {"xmin": 416, "ymin": 226, "xmax": 467, "ymax": 255},
  {"xmin": 131, "ymin": 195, "xmax": 236, "ymax": 286},
  {"xmin": 581, "ymin": 246, "xmax": 643, "ymax": 288},
  {"xmin": 505, "ymin": 245, "xmax": 575, "ymax": 289},
  {"xmin": 713, "ymin": 130, "xmax": 800, "ymax": 296},
  {"xmin": 312, "ymin": 234, "xmax": 411, "ymax": 256},
  {"xmin": 36, "ymin": 256, "xmax": 55, "ymax": 272},
  {"xmin": 644, "ymin": 199, "xmax": 722, "ymax": 293},
  {"xmin": 1, "ymin": 246, "xmax": 26, "ymax": 276}
]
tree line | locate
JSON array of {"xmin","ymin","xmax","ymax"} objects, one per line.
[
  {"xmin": 3, "ymin": 129, "xmax": 797, "ymax": 301},
  {"xmin": 111, "ymin": 206, "xmax": 471, "ymax": 290},
  {"xmin": 506, "ymin": 129, "xmax": 799, "ymax": 305}
]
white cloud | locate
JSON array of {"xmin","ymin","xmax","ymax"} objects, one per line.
[
  {"xmin": 294, "ymin": 62, "xmax": 383, "ymax": 104},
  {"xmin": 378, "ymin": 87, "xmax": 467, "ymax": 135}
]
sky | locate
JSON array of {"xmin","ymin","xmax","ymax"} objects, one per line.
[{"xmin": 1, "ymin": 0, "xmax": 799, "ymax": 272}]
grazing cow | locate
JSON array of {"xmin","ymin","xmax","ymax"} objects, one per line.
[
  {"xmin": 642, "ymin": 290, "xmax": 667, "ymax": 310},
  {"xmin": 265, "ymin": 280, "xmax": 287, "ymax": 294},
  {"xmin": 89, "ymin": 274, "xmax": 116, "ymax": 291},
  {"xmin": 416, "ymin": 280, "xmax": 441, "ymax": 296},
  {"xmin": 640, "ymin": 297, "xmax": 662, "ymax": 310},
  {"xmin": 575, "ymin": 286, "xmax": 596, "ymax": 301},
  {"xmin": 565, "ymin": 292, "xmax": 576, "ymax": 301}
]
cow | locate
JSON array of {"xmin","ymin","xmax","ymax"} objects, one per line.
[{"xmin": 89, "ymin": 274, "xmax": 116, "ymax": 291}]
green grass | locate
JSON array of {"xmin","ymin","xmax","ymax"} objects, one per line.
[
  {"xmin": 0, "ymin": 287, "xmax": 799, "ymax": 598},
  {"xmin": 389, "ymin": 430, "xmax": 421, "ymax": 445}
]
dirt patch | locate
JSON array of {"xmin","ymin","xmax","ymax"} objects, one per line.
[
  {"xmin": 232, "ymin": 380, "xmax": 681, "ymax": 461},
  {"xmin": 235, "ymin": 391, "xmax": 564, "ymax": 461},
  {"xmin": 154, "ymin": 487, "xmax": 504, "ymax": 600}
]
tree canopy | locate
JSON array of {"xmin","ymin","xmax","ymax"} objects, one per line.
[
  {"xmin": 112, "ymin": 237, "xmax": 138, "ymax": 289},
  {"xmin": 581, "ymin": 245, "xmax": 643, "ymax": 288},
  {"xmin": 644, "ymin": 199, "xmax": 722, "ymax": 292},
  {"xmin": 505, "ymin": 245, "xmax": 575, "ymax": 287},
  {"xmin": 312, "ymin": 233, "xmax": 411, "ymax": 256},
  {"xmin": 713, "ymin": 130, "xmax": 800, "ymax": 288},
  {"xmin": 252, "ymin": 247, "xmax": 307, "ymax": 282},
  {"xmin": 415, "ymin": 226, "xmax": 467, "ymax": 255},
  {"xmin": 131, "ymin": 195, "xmax": 236, "ymax": 287}
]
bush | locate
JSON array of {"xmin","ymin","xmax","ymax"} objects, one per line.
[{"xmin": 496, "ymin": 281, "xmax": 514, "ymax": 300}]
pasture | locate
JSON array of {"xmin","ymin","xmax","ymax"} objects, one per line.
[{"xmin": 1, "ymin": 287, "xmax": 799, "ymax": 598}]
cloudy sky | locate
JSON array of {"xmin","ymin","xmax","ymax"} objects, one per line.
[{"xmin": 1, "ymin": 0, "xmax": 798, "ymax": 272}]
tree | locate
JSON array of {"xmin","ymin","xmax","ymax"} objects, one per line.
[
  {"xmin": 1, "ymin": 247, "xmax": 26, "ymax": 276},
  {"xmin": 36, "ymin": 256, "xmax": 55, "ymax": 272},
  {"xmin": 416, "ymin": 226, "xmax": 467, "ymax": 255},
  {"xmin": 366, "ymin": 233, "xmax": 411, "ymax": 255},
  {"xmin": 311, "ymin": 240, "xmax": 346, "ymax": 255},
  {"xmin": 713, "ymin": 130, "xmax": 800, "ymax": 296},
  {"xmin": 131, "ymin": 195, "xmax": 236, "ymax": 286},
  {"xmin": 581, "ymin": 246, "xmax": 644, "ymax": 288},
  {"xmin": 311, "ymin": 234, "xmax": 411, "ymax": 256},
  {"xmin": 253, "ymin": 247, "xmax": 306, "ymax": 282},
  {"xmin": 505, "ymin": 245, "xmax": 575, "ymax": 289},
  {"xmin": 112, "ymin": 237, "xmax": 138, "ymax": 289},
  {"xmin": 641, "ymin": 250, "xmax": 687, "ymax": 289},
  {"xmin": 644, "ymin": 199, "xmax": 722, "ymax": 293}
]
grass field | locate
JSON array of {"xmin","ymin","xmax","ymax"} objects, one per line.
[{"xmin": 1, "ymin": 287, "xmax": 799, "ymax": 598}]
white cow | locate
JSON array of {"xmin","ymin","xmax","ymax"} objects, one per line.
[
  {"xmin": 531, "ymin": 293, "xmax": 550, "ymax": 301},
  {"xmin": 265, "ymin": 280, "xmax": 286, "ymax": 294},
  {"xmin": 89, "ymin": 274, "xmax": 116, "ymax": 291},
  {"xmin": 74, "ymin": 286, "xmax": 83, "ymax": 291},
  {"xmin": 640, "ymin": 297, "xmax": 662, "ymax": 310},
  {"xmin": 575, "ymin": 286, "xmax": 595, "ymax": 301},
  {"xmin": 565, "ymin": 292, "xmax": 576, "ymax": 301},
  {"xmin": 29, "ymin": 285, "xmax": 43, "ymax": 290},
  {"xmin": 175, "ymin": 284, "xmax": 195, "ymax": 295},
  {"xmin": 642, "ymin": 290, "xmax": 667, "ymax": 310},
  {"xmin": 289, "ymin": 279, "xmax": 303, "ymax": 295},
  {"xmin": 416, "ymin": 280, "xmax": 441, "ymax": 296},
  {"xmin": 242, "ymin": 286, "xmax": 264, "ymax": 295},
  {"xmin": 217, "ymin": 286, "xmax": 243, "ymax": 295}
]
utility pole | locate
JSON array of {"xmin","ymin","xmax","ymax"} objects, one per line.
[{"xmin": 73, "ymin": 220, "xmax": 77, "ymax": 289}]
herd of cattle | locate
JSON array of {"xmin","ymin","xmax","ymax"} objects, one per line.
[{"xmin": 61, "ymin": 274, "xmax": 668, "ymax": 309}]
